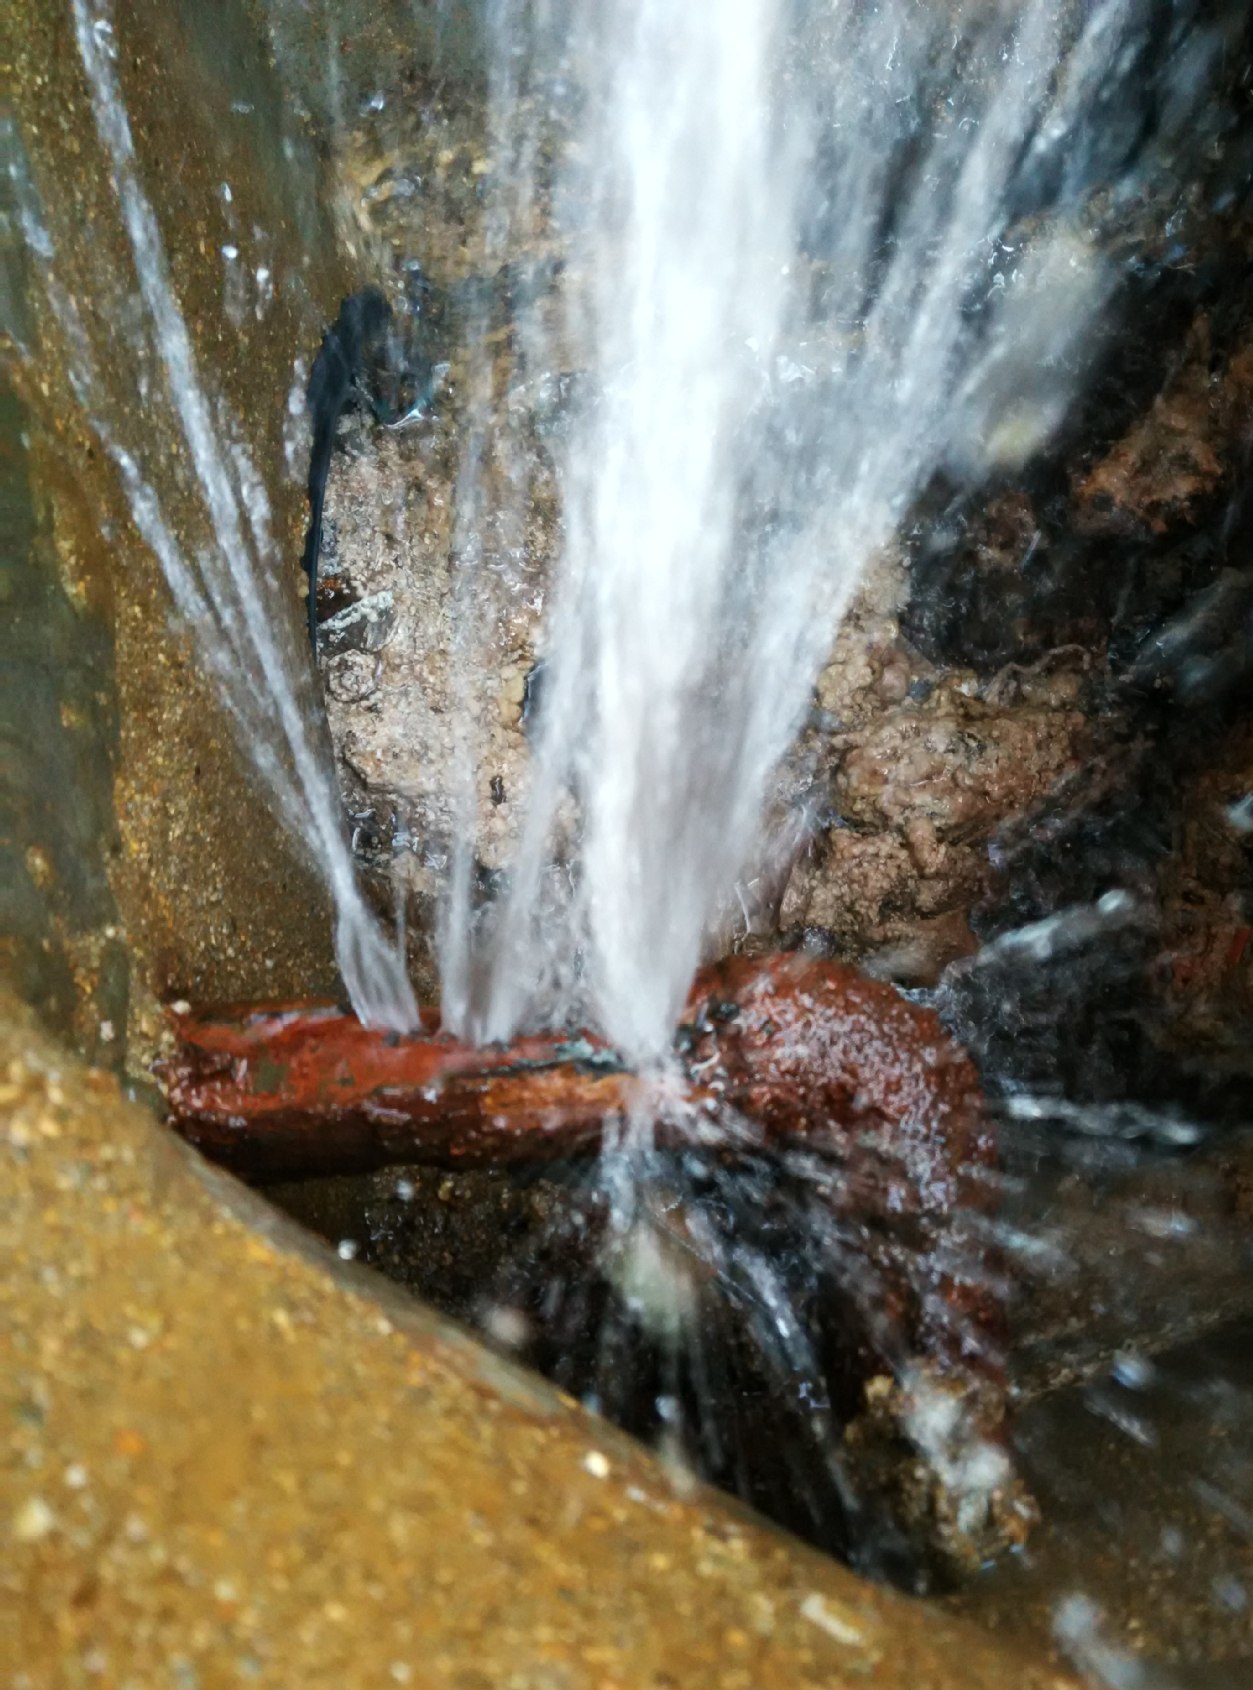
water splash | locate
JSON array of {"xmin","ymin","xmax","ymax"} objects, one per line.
[
  {"xmin": 12, "ymin": 0, "xmax": 1226, "ymax": 1052},
  {"xmin": 19, "ymin": 0, "xmax": 419, "ymax": 1030},
  {"xmin": 439, "ymin": 0, "xmax": 1228, "ymax": 1062},
  {"xmin": 7, "ymin": 0, "xmax": 1253, "ymax": 1646}
]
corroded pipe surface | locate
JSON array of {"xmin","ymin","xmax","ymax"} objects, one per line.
[
  {"xmin": 159, "ymin": 953, "xmax": 1025, "ymax": 1579},
  {"xmin": 158, "ymin": 953, "xmax": 988, "ymax": 1201},
  {"xmin": 159, "ymin": 999, "xmax": 633, "ymax": 1179}
]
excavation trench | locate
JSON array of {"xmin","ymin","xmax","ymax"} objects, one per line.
[{"xmin": 4, "ymin": 2, "xmax": 1253, "ymax": 1686}]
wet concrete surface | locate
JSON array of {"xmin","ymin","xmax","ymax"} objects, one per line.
[
  {"xmin": 3, "ymin": 0, "xmax": 356, "ymax": 1051},
  {"xmin": 0, "ymin": 989, "xmax": 1077, "ymax": 1690}
]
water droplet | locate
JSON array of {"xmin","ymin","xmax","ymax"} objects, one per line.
[{"xmin": 1111, "ymin": 1352, "xmax": 1154, "ymax": 1390}]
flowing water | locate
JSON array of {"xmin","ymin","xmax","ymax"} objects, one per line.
[
  {"xmin": 7, "ymin": 0, "xmax": 419, "ymax": 1031},
  {"xmin": 12, "ymin": 0, "xmax": 1231, "ymax": 1052},
  {"xmin": 451, "ymin": 0, "xmax": 1164, "ymax": 1056},
  {"xmin": 6, "ymin": 0, "xmax": 1253, "ymax": 1677}
]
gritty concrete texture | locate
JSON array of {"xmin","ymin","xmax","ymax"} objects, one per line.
[
  {"xmin": 2, "ymin": 0, "xmax": 357, "ymax": 1051},
  {"xmin": 0, "ymin": 990, "xmax": 1078, "ymax": 1689}
]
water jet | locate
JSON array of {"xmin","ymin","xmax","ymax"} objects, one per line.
[{"xmin": 4, "ymin": 0, "xmax": 1253, "ymax": 1682}]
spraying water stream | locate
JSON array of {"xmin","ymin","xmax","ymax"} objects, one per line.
[
  {"xmin": 442, "ymin": 0, "xmax": 1221, "ymax": 1060},
  {"xmin": 16, "ymin": 0, "xmax": 1230, "ymax": 1058},
  {"xmin": 8, "ymin": 0, "xmax": 420, "ymax": 1030},
  {"xmin": 5, "ymin": 0, "xmax": 1253, "ymax": 1673}
]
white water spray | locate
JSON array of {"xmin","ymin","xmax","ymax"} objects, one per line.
[
  {"xmin": 449, "ymin": 0, "xmax": 1209, "ymax": 1061},
  {"xmin": 51, "ymin": 0, "xmax": 418, "ymax": 1029},
  {"xmin": 12, "ymin": 0, "xmax": 1226, "ymax": 1059}
]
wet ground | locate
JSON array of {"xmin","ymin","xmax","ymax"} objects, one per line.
[{"xmin": 263, "ymin": 1130, "xmax": 1253, "ymax": 1676}]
